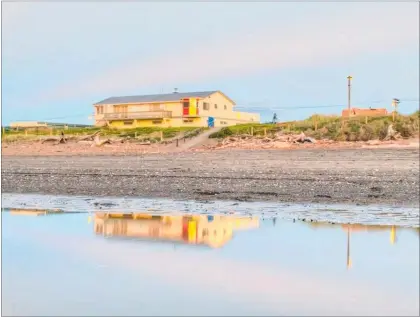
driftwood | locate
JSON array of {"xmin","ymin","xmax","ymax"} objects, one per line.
[
  {"xmin": 41, "ymin": 132, "xmax": 67, "ymax": 145},
  {"xmin": 79, "ymin": 130, "xmax": 101, "ymax": 141},
  {"xmin": 212, "ymin": 131, "xmax": 319, "ymax": 150},
  {"xmin": 136, "ymin": 141, "xmax": 152, "ymax": 145},
  {"xmin": 41, "ymin": 137, "xmax": 58, "ymax": 144},
  {"xmin": 384, "ymin": 124, "xmax": 401, "ymax": 141},
  {"xmin": 293, "ymin": 132, "xmax": 316, "ymax": 144},
  {"xmin": 90, "ymin": 134, "xmax": 112, "ymax": 147}
]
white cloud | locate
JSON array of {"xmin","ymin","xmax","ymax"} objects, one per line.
[
  {"xmin": 35, "ymin": 2, "xmax": 418, "ymax": 103},
  {"xmin": 3, "ymin": 2, "xmax": 418, "ymax": 109}
]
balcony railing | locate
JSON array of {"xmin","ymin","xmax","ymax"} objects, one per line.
[{"xmin": 103, "ymin": 111, "xmax": 172, "ymax": 120}]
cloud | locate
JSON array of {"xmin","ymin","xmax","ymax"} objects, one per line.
[
  {"xmin": 3, "ymin": 2, "xmax": 418, "ymax": 111},
  {"xmin": 33, "ymin": 2, "xmax": 418, "ymax": 104}
]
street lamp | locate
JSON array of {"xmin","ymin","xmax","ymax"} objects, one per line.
[
  {"xmin": 392, "ymin": 98, "xmax": 400, "ymax": 122},
  {"xmin": 347, "ymin": 76, "xmax": 353, "ymax": 114}
]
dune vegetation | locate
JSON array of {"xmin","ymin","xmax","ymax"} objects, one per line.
[{"xmin": 210, "ymin": 112, "xmax": 420, "ymax": 141}]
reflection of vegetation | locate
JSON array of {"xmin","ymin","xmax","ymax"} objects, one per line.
[{"xmin": 94, "ymin": 212, "xmax": 259, "ymax": 248}]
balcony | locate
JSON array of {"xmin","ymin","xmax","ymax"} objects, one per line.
[{"xmin": 103, "ymin": 111, "xmax": 172, "ymax": 120}]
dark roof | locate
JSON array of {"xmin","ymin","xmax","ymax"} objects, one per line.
[{"xmin": 94, "ymin": 91, "xmax": 220, "ymax": 105}]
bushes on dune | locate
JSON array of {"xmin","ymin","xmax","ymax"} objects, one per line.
[{"xmin": 209, "ymin": 112, "xmax": 419, "ymax": 141}]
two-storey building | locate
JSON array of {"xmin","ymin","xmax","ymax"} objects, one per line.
[{"xmin": 93, "ymin": 90, "xmax": 260, "ymax": 128}]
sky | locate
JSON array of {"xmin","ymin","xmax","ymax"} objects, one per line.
[{"xmin": 1, "ymin": 1, "xmax": 419, "ymax": 125}]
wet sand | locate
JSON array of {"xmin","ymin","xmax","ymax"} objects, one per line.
[
  {"xmin": 2, "ymin": 209, "xmax": 419, "ymax": 316},
  {"xmin": 2, "ymin": 148, "xmax": 419, "ymax": 206}
]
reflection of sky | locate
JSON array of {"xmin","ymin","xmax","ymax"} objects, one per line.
[
  {"xmin": 222, "ymin": 221, "xmax": 419, "ymax": 293},
  {"xmin": 2, "ymin": 213, "xmax": 419, "ymax": 316}
]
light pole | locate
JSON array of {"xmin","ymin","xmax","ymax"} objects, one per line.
[
  {"xmin": 347, "ymin": 76, "xmax": 353, "ymax": 114},
  {"xmin": 392, "ymin": 98, "xmax": 400, "ymax": 122}
]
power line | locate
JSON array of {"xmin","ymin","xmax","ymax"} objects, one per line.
[
  {"xmin": 235, "ymin": 104, "xmax": 347, "ymax": 111},
  {"xmin": 14, "ymin": 98, "xmax": 419, "ymax": 121},
  {"xmin": 235, "ymin": 98, "xmax": 419, "ymax": 112}
]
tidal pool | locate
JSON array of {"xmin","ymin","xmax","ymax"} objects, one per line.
[{"xmin": 2, "ymin": 200, "xmax": 419, "ymax": 316}]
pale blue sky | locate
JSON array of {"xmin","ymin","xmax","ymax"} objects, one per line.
[{"xmin": 2, "ymin": 1, "xmax": 419, "ymax": 125}]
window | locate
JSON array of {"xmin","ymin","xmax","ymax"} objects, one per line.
[
  {"xmin": 220, "ymin": 121, "xmax": 228, "ymax": 125},
  {"xmin": 150, "ymin": 227, "xmax": 159, "ymax": 237},
  {"xmin": 224, "ymin": 105, "xmax": 227, "ymax": 110},
  {"xmin": 123, "ymin": 120, "xmax": 133, "ymax": 125},
  {"xmin": 214, "ymin": 104, "xmax": 218, "ymax": 109},
  {"xmin": 114, "ymin": 105, "xmax": 128, "ymax": 113},
  {"xmin": 96, "ymin": 106, "xmax": 104, "ymax": 115},
  {"xmin": 152, "ymin": 120, "xmax": 162, "ymax": 125},
  {"xmin": 183, "ymin": 119, "xmax": 193, "ymax": 123},
  {"xmin": 150, "ymin": 104, "xmax": 163, "ymax": 111},
  {"xmin": 203, "ymin": 102, "xmax": 210, "ymax": 110}
]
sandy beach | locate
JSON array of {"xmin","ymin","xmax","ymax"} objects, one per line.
[{"xmin": 2, "ymin": 147, "xmax": 419, "ymax": 206}]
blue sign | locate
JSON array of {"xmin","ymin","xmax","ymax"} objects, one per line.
[{"xmin": 207, "ymin": 117, "xmax": 215, "ymax": 128}]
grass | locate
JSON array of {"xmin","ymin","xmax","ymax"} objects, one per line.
[
  {"xmin": 209, "ymin": 112, "xmax": 420, "ymax": 141},
  {"xmin": 1, "ymin": 126, "xmax": 202, "ymax": 143}
]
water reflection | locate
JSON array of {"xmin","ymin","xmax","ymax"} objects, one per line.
[
  {"xmin": 2, "ymin": 208, "xmax": 419, "ymax": 316},
  {"xmin": 306, "ymin": 222, "xmax": 402, "ymax": 269},
  {"xmin": 7, "ymin": 208, "xmax": 64, "ymax": 216},
  {"xmin": 93, "ymin": 212, "xmax": 260, "ymax": 248}
]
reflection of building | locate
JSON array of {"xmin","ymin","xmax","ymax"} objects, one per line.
[
  {"xmin": 94, "ymin": 213, "xmax": 259, "ymax": 248},
  {"xmin": 9, "ymin": 208, "xmax": 63, "ymax": 216}
]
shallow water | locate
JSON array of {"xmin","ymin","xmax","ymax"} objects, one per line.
[
  {"xmin": 2, "ymin": 203, "xmax": 419, "ymax": 316},
  {"xmin": 2, "ymin": 193, "xmax": 420, "ymax": 227}
]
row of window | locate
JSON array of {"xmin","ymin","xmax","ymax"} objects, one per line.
[
  {"xmin": 122, "ymin": 120, "xmax": 170, "ymax": 125},
  {"xmin": 202, "ymin": 103, "xmax": 227, "ymax": 111},
  {"xmin": 123, "ymin": 119, "xmax": 232, "ymax": 126},
  {"xmin": 96, "ymin": 103, "xmax": 228, "ymax": 115}
]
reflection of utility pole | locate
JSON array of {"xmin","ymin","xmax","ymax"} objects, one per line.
[
  {"xmin": 346, "ymin": 227, "xmax": 352, "ymax": 269},
  {"xmin": 392, "ymin": 98, "xmax": 400, "ymax": 122},
  {"xmin": 390, "ymin": 226, "xmax": 397, "ymax": 244},
  {"xmin": 347, "ymin": 76, "xmax": 353, "ymax": 114}
]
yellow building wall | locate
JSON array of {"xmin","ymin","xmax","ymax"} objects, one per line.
[
  {"xmin": 128, "ymin": 102, "xmax": 183, "ymax": 117},
  {"xmin": 94, "ymin": 92, "xmax": 260, "ymax": 128},
  {"xmin": 108, "ymin": 117, "xmax": 202, "ymax": 129},
  {"xmin": 198, "ymin": 92, "xmax": 260, "ymax": 127}
]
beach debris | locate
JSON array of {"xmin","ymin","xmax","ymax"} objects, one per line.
[
  {"xmin": 205, "ymin": 131, "xmax": 319, "ymax": 150},
  {"xmin": 384, "ymin": 124, "xmax": 401, "ymax": 141},
  {"xmin": 294, "ymin": 132, "xmax": 316, "ymax": 144},
  {"xmin": 91, "ymin": 134, "xmax": 112, "ymax": 147},
  {"xmin": 41, "ymin": 137, "xmax": 60, "ymax": 144},
  {"xmin": 78, "ymin": 130, "xmax": 101, "ymax": 141},
  {"xmin": 41, "ymin": 132, "xmax": 67, "ymax": 145}
]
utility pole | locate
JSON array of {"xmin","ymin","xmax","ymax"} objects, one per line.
[
  {"xmin": 392, "ymin": 98, "xmax": 400, "ymax": 122},
  {"xmin": 347, "ymin": 76, "xmax": 353, "ymax": 115}
]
